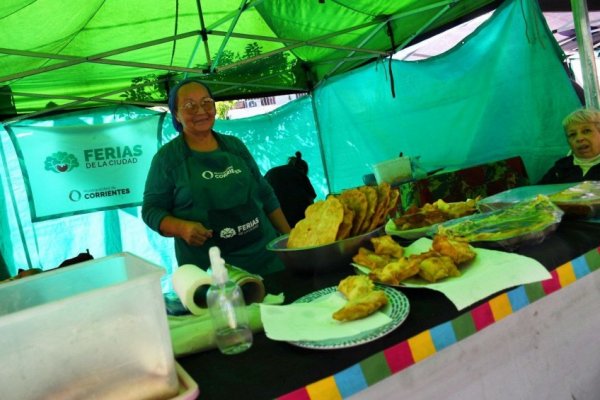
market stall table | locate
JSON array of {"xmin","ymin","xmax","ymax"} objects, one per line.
[{"xmin": 177, "ymin": 219, "xmax": 600, "ymax": 400}]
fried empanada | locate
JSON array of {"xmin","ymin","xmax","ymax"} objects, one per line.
[
  {"xmin": 432, "ymin": 234, "xmax": 476, "ymax": 265},
  {"xmin": 337, "ymin": 275, "xmax": 374, "ymax": 300},
  {"xmin": 352, "ymin": 247, "xmax": 391, "ymax": 270},
  {"xmin": 333, "ymin": 290, "xmax": 388, "ymax": 321},
  {"xmin": 370, "ymin": 235, "xmax": 404, "ymax": 258},
  {"xmin": 369, "ymin": 258, "xmax": 419, "ymax": 285},
  {"xmin": 418, "ymin": 255, "xmax": 460, "ymax": 283}
]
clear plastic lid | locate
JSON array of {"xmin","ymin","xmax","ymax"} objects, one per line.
[
  {"xmin": 435, "ymin": 195, "xmax": 564, "ymax": 250},
  {"xmin": 547, "ymin": 181, "xmax": 600, "ymax": 218}
]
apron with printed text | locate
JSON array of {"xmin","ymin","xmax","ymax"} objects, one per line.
[{"xmin": 187, "ymin": 151, "xmax": 263, "ymax": 253}]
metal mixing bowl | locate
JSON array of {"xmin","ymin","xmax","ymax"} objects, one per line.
[{"xmin": 266, "ymin": 227, "xmax": 384, "ymax": 275}]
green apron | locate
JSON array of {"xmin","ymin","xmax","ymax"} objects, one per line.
[{"xmin": 187, "ymin": 151, "xmax": 264, "ymax": 253}]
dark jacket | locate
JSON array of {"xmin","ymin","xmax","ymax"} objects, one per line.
[
  {"xmin": 265, "ymin": 165, "xmax": 317, "ymax": 227},
  {"xmin": 538, "ymin": 155, "xmax": 600, "ymax": 184}
]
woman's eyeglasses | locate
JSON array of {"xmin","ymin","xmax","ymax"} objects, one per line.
[{"xmin": 181, "ymin": 98, "xmax": 216, "ymax": 114}]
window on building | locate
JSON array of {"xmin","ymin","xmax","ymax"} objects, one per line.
[{"xmin": 260, "ymin": 96, "xmax": 276, "ymax": 106}]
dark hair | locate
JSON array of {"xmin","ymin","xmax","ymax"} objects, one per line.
[
  {"xmin": 167, "ymin": 78, "xmax": 214, "ymax": 133},
  {"xmin": 288, "ymin": 151, "xmax": 309, "ymax": 174}
]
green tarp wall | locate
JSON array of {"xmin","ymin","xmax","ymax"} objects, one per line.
[
  {"xmin": 0, "ymin": 0, "xmax": 581, "ymax": 284},
  {"xmin": 316, "ymin": 0, "xmax": 580, "ymax": 192}
]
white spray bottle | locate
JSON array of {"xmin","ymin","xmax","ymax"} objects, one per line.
[{"xmin": 206, "ymin": 246, "xmax": 253, "ymax": 355}]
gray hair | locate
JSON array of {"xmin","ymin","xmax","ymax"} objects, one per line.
[{"xmin": 562, "ymin": 108, "xmax": 600, "ymax": 131}]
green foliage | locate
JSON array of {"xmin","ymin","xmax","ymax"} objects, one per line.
[
  {"xmin": 216, "ymin": 100, "xmax": 236, "ymax": 119},
  {"xmin": 120, "ymin": 42, "xmax": 297, "ymax": 103},
  {"xmin": 200, "ymin": 42, "xmax": 297, "ymax": 95},
  {"xmin": 120, "ymin": 74, "xmax": 167, "ymax": 102},
  {"xmin": 244, "ymin": 42, "xmax": 262, "ymax": 58}
]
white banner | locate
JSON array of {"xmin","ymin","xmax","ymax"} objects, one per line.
[{"xmin": 9, "ymin": 115, "xmax": 161, "ymax": 221}]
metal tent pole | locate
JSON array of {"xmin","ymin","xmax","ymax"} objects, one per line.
[
  {"xmin": 0, "ymin": 31, "xmax": 201, "ymax": 83},
  {"xmin": 0, "ymin": 128, "xmax": 34, "ymax": 269},
  {"xmin": 570, "ymin": 0, "xmax": 600, "ymax": 108},
  {"xmin": 309, "ymin": 94, "xmax": 332, "ymax": 195},
  {"xmin": 210, "ymin": 0, "xmax": 249, "ymax": 73}
]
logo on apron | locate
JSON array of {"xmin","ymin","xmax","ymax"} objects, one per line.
[
  {"xmin": 187, "ymin": 151, "xmax": 263, "ymax": 253},
  {"xmin": 219, "ymin": 217, "xmax": 260, "ymax": 241},
  {"xmin": 220, "ymin": 227, "xmax": 236, "ymax": 239},
  {"xmin": 202, "ymin": 166, "xmax": 242, "ymax": 180}
]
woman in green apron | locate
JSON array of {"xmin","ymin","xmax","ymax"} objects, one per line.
[{"xmin": 142, "ymin": 79, "xmax": 291, "ymax": 275}]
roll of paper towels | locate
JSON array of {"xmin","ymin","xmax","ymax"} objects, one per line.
[
  {"xmin": 172, "ymin": 263, "xmax": 266, "ymax": 315},
  {"xmin": 227, "ymin": 264, "xmax": 266, "ymax": 305},
  {"xmin": 172, "ymin": 264, "xmax": 212, "ymax": 315}
]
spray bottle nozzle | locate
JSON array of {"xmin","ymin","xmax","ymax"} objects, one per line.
[{"xmin": 209, "ymin": 246, "xmax": 228, "ymax": 285}]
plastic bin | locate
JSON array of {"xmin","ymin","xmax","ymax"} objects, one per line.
[
  {"xmin": 373, "ymin": 157, "xmax": 412, "ymax": 185},
  {"xmin": 0, "ymin": 252, "xmax": 179, "ymax": 400}
]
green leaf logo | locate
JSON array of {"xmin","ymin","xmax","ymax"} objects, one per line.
[{"xmin": 44, "ymin": 152, "xmax": 80, "ymax": 173}]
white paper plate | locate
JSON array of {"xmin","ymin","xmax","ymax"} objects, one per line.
[{"xmin": 288, "ymin": 285, "xmax": 409, "ymax": 350}]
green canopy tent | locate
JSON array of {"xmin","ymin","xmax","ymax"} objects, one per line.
[
  {"xmin": 0, "ymin": 0, "xmax": 592, "ymax": 280},
  {"xmin": 0, "ymin": 0, "xmax": 581, "ymax": 117}
]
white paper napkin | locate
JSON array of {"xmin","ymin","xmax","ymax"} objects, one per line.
[
  {"xmin": 260, "ymin": 292, "xmax": 391, "ymax": 342},
  {"xmin": 398, "ymin": 238, "xmax": 551, "ymax": 310}
]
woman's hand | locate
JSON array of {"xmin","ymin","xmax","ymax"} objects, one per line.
[
  {"xmin": 159, "ymin": 216, "xmax": 213, "ymax": 246},
  {"xmin": 180, "ymin": 221, "xmax": 213, "ymax": 246}
]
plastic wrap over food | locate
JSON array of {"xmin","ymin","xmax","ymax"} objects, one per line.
[
  {"xmin": 435, "ymin": 196, "xmax": 564, "ymax": 250},
  {"xmin": 386, "ymin": 198, "xmax": 479, "ymax": 240},
  {"xmin": 547, "ymin": 181, "xmax": 600, "ymax": 218},
  {"xmin": 477, "ymin": 183, "xmax": 574, "ymax": 212}
]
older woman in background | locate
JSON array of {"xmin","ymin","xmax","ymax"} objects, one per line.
[
  {"xmin": 539, "ymin": 108, "xmax": 600, "ymax": 184},
  {"xmin": 142, "ymin": 78, "xmax": 290, "ymax": 276}
]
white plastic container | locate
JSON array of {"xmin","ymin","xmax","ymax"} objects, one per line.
[
  {"xmin": 373, "ymin": 157, "xmax": 412, "ymax": 185},
  {"xmin": 0, "ymin": 252, "xmax": 179, "ymax": 400}
]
